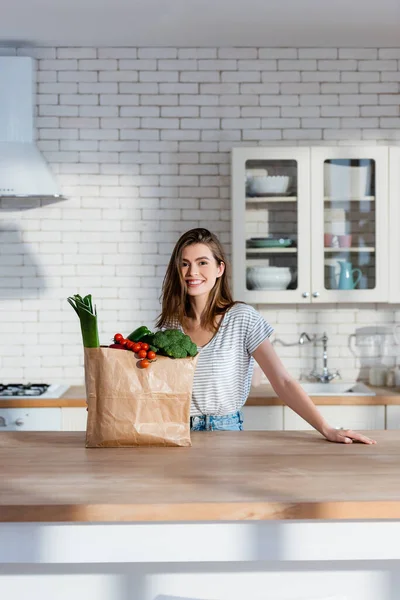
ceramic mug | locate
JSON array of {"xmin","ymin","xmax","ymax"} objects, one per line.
[
  {"xmin": 324, "ymin": 233, "xmax": 339, "ymax": 248},
  {"xmin": 338, "ymin": 234, "xmax": 352, "ymax": 248}
]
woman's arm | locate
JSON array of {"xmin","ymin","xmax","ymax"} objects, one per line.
[{"xmin": 252, "ymin": 338, "xmax": 376, "ymax": 445}]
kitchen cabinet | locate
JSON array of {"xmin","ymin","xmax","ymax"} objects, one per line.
[
  {"xmin": 0, "ymin": 408, "xmax": 61, "ymax": 431},
  {"xmin": 241, "ymin": 405, "xmax": 283, "ymax": 430},
  {"xmin": 232, "ymin": 146, "xmax": 389, "ymax": 303},
  {"xmin": 389, "ymin": 147, "xmax": 400, "ymax": 302},
  {"xmin": 284, "ymin": 405, "xmax": 385, "ymax": 431},
  {"xmin": 61, "ymin": 407, "xmax": 87, "ymax": 431},
  {"xmin": 386, "ymin": 406, "xmax": 400, "ymax": 429}
]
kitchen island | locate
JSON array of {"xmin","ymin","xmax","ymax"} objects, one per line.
[{"xmin": 1, "ymin": 431, "xmax": 400, "ymax": 600}]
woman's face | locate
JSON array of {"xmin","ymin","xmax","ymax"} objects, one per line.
[{"xmin": 181, "ymin": 243, "xmax": 225, "ymax": 298}]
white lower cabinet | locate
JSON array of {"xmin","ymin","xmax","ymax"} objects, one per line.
[
  {"xmin": 61, "ymin": 406, "xmax": 285, "ymax": 432},
  {"xmin": 284, "ymin": 405, "xmax": 385, "ymax": 431},
  {"xmin": 241, "ymin": 406, "xmax": 284, "ymax": 430},
  {"xmin": 0, "ymin": 408, "xmax": 61, "ymax": 431},
  {"xmin": 385, "ymin": 406, "xmax": 400, "ymax": 429},
  {"xmin": 61, "ymin": 408, "xmax": 88, "ymax": 431}
]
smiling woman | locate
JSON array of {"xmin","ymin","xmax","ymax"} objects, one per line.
[{"xmin": 155, "ymin": 228, "xmax": 376, "ymax": 443}]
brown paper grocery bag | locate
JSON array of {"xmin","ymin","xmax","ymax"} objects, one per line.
[{"xmin": 84, "ymin": 347, "xmax": 198, "ymax": 447}]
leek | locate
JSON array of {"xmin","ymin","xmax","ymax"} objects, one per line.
[{"xmin": 67, "ymin": 293, "xmax": 100, "ymax": 348}]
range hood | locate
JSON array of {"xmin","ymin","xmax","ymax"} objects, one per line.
[{"xmin": 0, "ymin": 57, "xmax": 61, "ymax": 198}]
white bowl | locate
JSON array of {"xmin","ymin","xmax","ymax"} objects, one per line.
[
  {"xmin": 248, "ymin": 175, "xmax": 291, "ymax": 195},
  {"xmin": 246, "ymin": 266, "xmax": 292, "ymax": 291}
]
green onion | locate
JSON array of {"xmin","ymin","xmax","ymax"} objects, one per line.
[{"xmin": 67, "ymin": 293, "xmax": 100, "ymax": 348}]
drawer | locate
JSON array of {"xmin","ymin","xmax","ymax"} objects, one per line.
[
  {"xmin": 284, "ymin": 405, "xmax": 385, "ymax": 431},
  {"xmin": 0, "ymin": 408, "xmax": 61, "ymax": 431}
]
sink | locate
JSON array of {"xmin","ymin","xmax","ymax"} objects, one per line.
[{"xmin": 299, "ymin": 382, "xmax": 375, "ymax": 396}]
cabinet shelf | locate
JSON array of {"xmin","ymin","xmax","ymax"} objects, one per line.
[
  {"xmin": 246, "ymin": 196, "xmax": 297, "ymax": 203},
  {"xmin": 246, "ymin": 248, "xmax": 298, "ymax": 254},
  {"xmin": 324, "ymin": 196, "xmax": 375, "ymax": 202},
  {"xmin": 324, "ymin": 247, "xmax": 375, "ymax": 253}
]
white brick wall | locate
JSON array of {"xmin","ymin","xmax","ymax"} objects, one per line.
[{"xmin": 1, "ymin": 46, "xmax": 400, "ymax": 383}]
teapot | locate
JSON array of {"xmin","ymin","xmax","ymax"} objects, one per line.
[{"xmin": 337, "ymin": 260, "xmax": 362, "ymax": 290}]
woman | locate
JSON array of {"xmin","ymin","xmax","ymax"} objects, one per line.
[{"xmin": 156, "ymin": 228, "xmax": 376, "ymax": 444}]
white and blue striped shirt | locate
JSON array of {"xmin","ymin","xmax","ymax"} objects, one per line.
[{"xmin": 173, "ymin": 303, "xmax": 274, "ymax": 416}]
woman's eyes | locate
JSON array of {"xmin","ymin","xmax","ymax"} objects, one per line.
[{"xmin": 182, "ymin": 261, "xmax": 208, "ymax": 267}]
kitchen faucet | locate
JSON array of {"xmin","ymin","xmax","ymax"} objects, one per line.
[{"xmin": 299, "ymin": 331, "xmax": 341, "ymax": 383}]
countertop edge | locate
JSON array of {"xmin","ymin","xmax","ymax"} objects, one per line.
[
  {"xmin": 1, "ymin": 385, "xmax": 400, "ymax": 408},
  {"xmin": 2, "ymin": 501, "xmax": 400, "ymax": 523}
]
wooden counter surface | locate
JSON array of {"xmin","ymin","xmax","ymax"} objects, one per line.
[
  {"xmin": 1, "ymin": 384, "xmax": 400, "ymax": 408},
  {"xmin": 1, "ymin": 430, "xmax": 400, "ymax": 523},
  {"xmin": 247, "ymin": 384, "xmax": 400, "ymax": 406}
]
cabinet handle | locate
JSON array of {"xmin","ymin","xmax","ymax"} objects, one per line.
[
  {"xmin": 302, "ymin": 292, "xmax": 309, "ymax": 298},
  {"xmin": 312, "ymin": 291, "xmax": 320, "ymax": 298},
  {"xmin": 15, "ymin": 418, "xmax": 24, "ymax": 426},
  {"xmin": 0, "ymin": 416, "xmax": 6, "ymax": 427}
]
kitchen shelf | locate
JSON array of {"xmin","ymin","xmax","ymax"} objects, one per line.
[
  {"xmin": 324, "ymin": 196, "xmax": 375, "ymax": 202},
  {"xmin": 324, "ymin": 247, "xmax": 375, "ymax": 252},
  {"xmin": 246, "ymin": 248, "xmax": 298, "ymax": 254},
  {"xmin": 246, "ymin": 196, "xmax": 297, "ymax": 203}
]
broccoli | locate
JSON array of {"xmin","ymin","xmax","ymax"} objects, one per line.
[{"xmin": 151, "ymin": 329, "xmax": 198, "ymax": 359}]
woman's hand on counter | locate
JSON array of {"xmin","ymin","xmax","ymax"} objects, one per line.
[{"xmin": 322, "ymin": 426, "xmax": 377, "ymax": 445}]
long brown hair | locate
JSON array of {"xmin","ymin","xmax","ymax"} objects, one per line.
[{"xmin": 156, "ymin": 228, "xmax": 236, "ymax": 332}]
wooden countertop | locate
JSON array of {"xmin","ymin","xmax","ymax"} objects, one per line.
[
  {"xmin": 1, "ymin": 430, "xmax": 400, "ymax": 523},
  {"xmin": 1, "ymin": 384, "xmax": 400, "ymax": 408},
  {"xmin": 247, "ymin": 384, "xmax": 400, "ymax": 406}
]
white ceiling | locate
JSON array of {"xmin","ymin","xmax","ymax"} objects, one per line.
[{"xmin": 1, "ymin": 0, "xmax": 400, "ymax": 48}]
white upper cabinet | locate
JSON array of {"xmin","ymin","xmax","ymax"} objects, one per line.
[
  {"xmin": 232, "ymin": 146, "xmax": 390, "ymax": 304},
  {"xmin": 232, "ymin": 146, "xmax": 311, "ymax": 304},
  {"xmin": 311, "ymin": 146, "xmax": 389, "ymax": 303},
  {"xmin": 389, "ymin": 147, "xmax": 400, "ymax": 303}
]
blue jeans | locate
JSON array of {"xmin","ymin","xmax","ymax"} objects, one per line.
[{"xmin": 190, "ymin": 411, "xmax": 243, "ymax": 431}]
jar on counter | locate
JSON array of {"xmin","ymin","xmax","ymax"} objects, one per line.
[{"xmin": 368, "ymin": 366, "xmax": 387, "ymax": 387}]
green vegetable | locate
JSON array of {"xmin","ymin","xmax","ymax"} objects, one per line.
[
  {"xmin": 67, "ymin": 293, "xmax": 99, "ymax": 348},
  {"xmin": 127, "ymin": 326, "xmax": 153, "ymax": 342},
  {"xmin": 152, "ymin": 329, "xmax": 198, "ymax": 359}
]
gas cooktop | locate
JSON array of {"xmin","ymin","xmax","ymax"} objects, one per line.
[{"xmin": 0, "ymin": 383, "xmax": 70, "ymax": 399}]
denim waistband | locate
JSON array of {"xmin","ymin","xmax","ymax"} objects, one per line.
[
  {"xmin": 190, "ymin": 410, "xmax": 242, "ymax": 431},
  {"xmin": 190, "ymin": 410, "xmax": 240, "ymax": 421}
]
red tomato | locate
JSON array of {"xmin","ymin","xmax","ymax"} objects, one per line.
[
  {"xmin": 114, "ymin": 333, "xmax": 124, "ymax": 343},
  {"xmin": 132, "ymin": 343, "xmax": 141, "ymax": 353},
  {"xmin": 147, "ymin": 351, "xmax": 156, "ymax": 360},
  {"xmin": 125, "ymin": 340, "xmax": 134, "ymax": 350},
  {"xmin": 140, "ymin": 359, "xmax": 150, "ymax": 369},
  {"xmin": 138, "ymin": 349, "xmax": 147, "ymax": 359},
  {"xmin": 141, "ymin": 343, "xmax": 149, "ymax": 351}
]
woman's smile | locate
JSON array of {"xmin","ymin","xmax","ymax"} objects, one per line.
[{"xmin": 186, "ymin": 279, "xmax": 205, "ymax": 287}]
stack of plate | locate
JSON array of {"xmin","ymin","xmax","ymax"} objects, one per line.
[{"xmin": 247, "ymin": 237, "xmax": 294, "ymax": 248}]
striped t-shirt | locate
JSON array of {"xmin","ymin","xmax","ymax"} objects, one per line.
[{"xmin": 172, "ymin": 303, "xmax": 274, "ymax": 416}]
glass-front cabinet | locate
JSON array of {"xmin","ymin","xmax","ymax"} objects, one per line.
[
  {"xmin": 311, "ymin": 146, "xmax": 388, "ymax": 302},
  {"xmin": 389, "ymin": 147, "xmax": 400, "ymax": 303},
  {"xmin": 232, "ymin": 147, "xmax": 311, "ymax": 304},
  {"xmin": 231, "ymin": 146, "xmax": 389, "ymax": 304}
]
